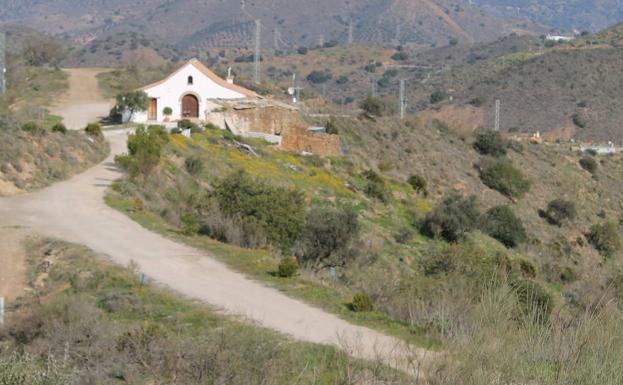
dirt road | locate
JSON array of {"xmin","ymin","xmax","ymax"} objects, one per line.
[
  {"xmin": 49, "ymin": 68, "xmax": 114, "ymax": 130},
  {"xmin": 0, "ymin": 69, "xmax": 431, "ymax": 373}
]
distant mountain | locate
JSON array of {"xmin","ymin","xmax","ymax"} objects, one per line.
[
  {"xmin": 475, "ymin": 0, "xmax": 623, "ymax": 32},
  {"xmin": 0, "ymin": 0, "xmax": 542, "ymax": 54}
]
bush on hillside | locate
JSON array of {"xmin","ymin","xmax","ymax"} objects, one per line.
[
  {"xmin": 473, "ymin": 128, "xmax": 507, "ymax": 157},
  {"xmin": 572, "ymin": 112, "xmax": 588, "ymax": 128},
  {"xmin": 85, "ymin": 123, "xmax": 102, "ymax": 137},
  {"xmin": 181, "ymin": 213, "xmax": 201, "ymax": 236},
  {"xmin": 407, "ymin": 174, "xmax": 428, "ymax": 196},
  {"xmin": 297, "ymin": 46, "xmax": 308, "ymax": 55},
  {"xmin": 295, "ymin": 207, "xmax": 360, "ymax": 269},
  {"xmin": 184, "ymin": 156, "xmax": 203, "ymax": 176},
  {"xmin": 306, "ymin": 70, "xmax": 332, "ymax": 84},
  {"xmin": 115, "ymin": 125, "xmax": 168, "ymax": 177},
  {"xmin": 277, "ymin": 257, "xmax": 299, "ymax": 278},
  {"xmin": 579, "ymin": 156, "xmax": 598, "ymax": 174},
  {"xmin": 480, "ymin": 205, "xmax": 527, "ymax": 248},
  {"xmin": 587, "ymin": 222, "xmax": 621, "ymax": 258},
  {"xmin": 177, "ymin": 119, "xmax": 198, "ymax": 131},
  {"xmin": 391, "ymin": 51, "xmax": 409, "ymax": 61},
  {"xmin": 21, "ymin": 122, "xmax": 45, "ymax": 135},
  {"xmin": 512, "ymin": 279, "xmax": 553, "ymax": 323},
  {"xmin": 362, "ymin": 170, "xmax": 389, "ymax": 203},
  {"xmin": 421, "ymin": 195, "xmax": 480, "ymax": 242},
  {"xmin": 429, "ymin": 90, "xmax": 448, "ymax": 104},
  {"xmin": 51, "ymin": 122, "xmax": 67, "ymax": 134},
  {"xmin": 351, "ymin": 292, "xmax": 374, "ymax": 312},
  {"xmin": 213, "ymin": 170, "xmax": 306, "ymax": 252},
  {"xmin": 359, "ymin": 97, "xmax": 384, "ymax": 117},
  {"xmin": 479, "ymin": 159, "xmax": 531, "ymax": 199},
  {"xmin": 325, "ymin": 118, "xmax": 339, "ymax": 135},
  {"xmin": 544, "ymin": 199, "xmax": 577, "ymax": 226}
]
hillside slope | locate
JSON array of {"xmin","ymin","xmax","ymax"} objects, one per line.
[{"xmin": 0, "ymin": 0, "xmax": 540, "ymax": 52}]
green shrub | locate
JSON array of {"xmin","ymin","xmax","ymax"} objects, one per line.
[
  {"xmin": 513, "ymin": 279, "xmax": 553, "ymax": 323},
  {"xmin": 295, "ymin": 207, "xmax": 359, "ymax": 269},
  {"xmin": 184, "ymin": 156, "xmax": 203, "ymax": 176},
  {"xmin": 181, "ymin": 213, "xmax": 201, "ymax": 236},
  {"xmin": 361, "ymin": 170, "xmax": 389, "ymax": 203},
  {"xmin": 351, "ymin": 292, "xmax": 374, "ymax": 312},
  {"xmin": 21, "ymin": 122, "xmax": 45, "ymax": 135},
  {"xmin": 519, "ymin": 259, "xmax": 537, "ymax": 278},
  {"xmin": 391, "ymin": 51, "xmax": 409, "ymax": 61},
  {"xmin": 579, "ymin": 156, "xmax": 598, "ymax": 174},
  {"xmin": 278, "ymin": 257, "xmax": 299, "ymax": 278},
  {"xmin": 473, "ymin": 128, "xmax": 507, "ymax": 157},
  {"xmin": 51, "ymin": 122, "xmax": 67, "ymax": 134},
  {"xmin": 306, "ymin": 70, "xmax": 332, "ymax": 84},
  {"xmin": 545, "ymin": 199, "xmax": 577, "ymax": 226},
  {"xmin": 572, "ymin": 112, "xmax": 588, "ymax": 128},
  {"xmin": 359, "ymin": 97, "xmax": 384, "ymax": 116},
  {"xmin": 587, "ymin": 222, "xmax": 621, "ymax": 258},
  {"xmin": 325, "ymin": 118, "xmax": 339, "ymax": 135},
  {"xmin": 422, "ymin": 195, "xmax": 480, "ymax": 242},
  {"xmin": 85, "ymin": 122, "xmax": 102, "ymax": 137},
  {"xmin": 177, "ymin": 119, "xmax": 198, "ymax": 131},
  {"xmin": 297, "ymin": 46, "xmax": 308, "ymax": 55},
  {"xmin": 481, "ymin": 205, "xmax": 527, "ymax": 248},
  {"xmin": 115, "ymin": 125, "xmax": 168, "ymax": 177},
  {"xmin": 162, "ymin": 106, "xmax": 173, "ymax": 116},
  {"xmin": 213, "ymin": 170, "xmax": 305, "ymax": 252},
  {"xmin": 480, "ymin": 159, "xmax": 531, "ymax": 199},
  {"xmin": 407, "ymin": 174, "xmax": 428, "ymax": 196},
  {"xmin": 430, "ymin": 90, "xmax": 448, "ymax": 104}
]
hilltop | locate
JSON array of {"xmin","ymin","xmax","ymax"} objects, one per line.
[{"xmin": 0, "ymin": 0, "xmax": 541, "ymax": 55}]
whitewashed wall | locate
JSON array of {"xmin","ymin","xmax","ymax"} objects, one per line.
[{"xmin": 132, "ymin": 63, "xmax": 246, "ymax": 123}]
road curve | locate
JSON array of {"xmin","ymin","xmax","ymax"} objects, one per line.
[{"xmin": 0, "ymin": 69, "xmax": 433, "ymax": 374}]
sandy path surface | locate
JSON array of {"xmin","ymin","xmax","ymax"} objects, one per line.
[
  {"xmin": 49, "ymin": 68, "xmax": 114, "ymax": 130},
  {"xmin": 0, "ymin": 69, "xmax": 432, "ymax": 374}
]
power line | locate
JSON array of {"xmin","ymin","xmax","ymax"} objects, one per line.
[{"xmin": 254, "ymin": 19, "xmax": 261, "ymax": 84}]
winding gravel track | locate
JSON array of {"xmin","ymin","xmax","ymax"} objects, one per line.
[{"xmin": 0, "ymin": 69, "xmax": 432, "ymax": 374}]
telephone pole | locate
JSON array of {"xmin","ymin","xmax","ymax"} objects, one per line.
[
  {"xmin": 0, "ymin": 32, "xmax": 6, "ymax": 96},
  {"xmin": 273, "ymin": 27, "xmax": 280, "ymax": 51},
  {"xmin": 254, "ymin": 19, "xmax": 261, "ymax": 84},
  {"xmin": 399, "ymin": 79, "xmax": 406, "ymax": 120},
  {"xmin": 494, "ymin": 99, "xmax": 501, "ymax": 131},
  {"xmin": 348, "ymin": 21, "xmax": 354, "ymax": 44}
]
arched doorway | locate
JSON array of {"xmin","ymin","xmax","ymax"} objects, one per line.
[{"xmin": 181, "ymin": 94, "xmax": 199, "ymax": 118}]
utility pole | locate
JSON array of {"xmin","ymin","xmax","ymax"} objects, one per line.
[
  {"xmin": 399, "ymin": 79, "xmax": 406, "ymax": 120},
  {"xmin": 348, "ymin": 21, "xmax": 354, "ymax": 44},
  {"xmin": 273, "ymin": 27, "xmax": 280, "ymax": 51},
  {"xmin": 0, "ymin": 297, "xmax": 4, "ymax": 325},
  {"xmin": 0, "ymin": 32, "xmax": 6, "ymax": 96},
  {"xmin": 494, "ymin": 99, "xmax": 501, "ymax": 131},
  {"xmin": 254, "ymin": 19, "xmax": 261, "ymax": 84}
]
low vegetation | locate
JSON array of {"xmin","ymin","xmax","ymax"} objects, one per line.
[
  {"xmin": 0, "ymin": 238, "xmax": 404, "ymax": 385},
  {"xmin": 0, "ymin": 120, "xmax": 108, "ymax": 195},
  {"xmin": 106, "ymin": 115, "xmax": 623, "ymax": 381},
  {"xmin": 479, "ymin": 158, "xmax": 531, "ymax": 199}
]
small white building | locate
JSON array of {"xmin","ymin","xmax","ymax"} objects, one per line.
[
  {"xmin": 545, "ymin": 34, "xmax": 574, "ymax": 42},
  {"xmin": 131, "ymin": 58, "xmax": 257, "ymax": 123}
]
